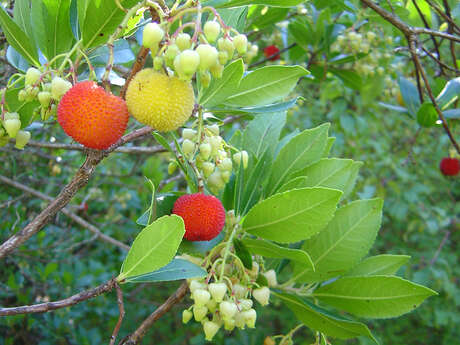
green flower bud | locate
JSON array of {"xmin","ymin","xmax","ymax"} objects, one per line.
[
  {"xmin": 208, "ymin": 282, "xmax": 227, "ymax": 303},
  {"xmin": 168, "ymin": 161, "xmax": 178, "ymax": 175},
  {"xmin": 193, "ymin": 305, "xmax": 208, "ymax": 321},
  {"xmin": 219, "ymin": 157, "xmax": 232, "ymax": 172},
  {"xmin": 189, "ymin": 280, "xmax": 206, "ymax": 293},
  {"xmin": 199, "ymin": 70, "xmax": 211, "ymax": 89},
  {"xmin": 25, "ymin": 67, "xmax": 41, "ymax": 86},
  {"xmin": 182, "ymin": 139, "xmax": 195, "ymax": 156},
  {"xmin": 206, "ymin": 124, "xmax": 219, "ymax": 136},
  {"xmin": 221, "ymin": 170, "xmax": 231, "ymax": 183},
  {"xmin": 38, "ymin": 91, "xmax": 52, "ymax": 108},
  {"xmin": 219, "ymin": 301, "xmax": 238, "ymax": 319},
  {"xmin": 263, "ymin": 269, "xmax": 277, "ymax": 287},
  {"xmin": 233, "ymin": 34, "xmax": 248, "ymax": 55},
  {"xmin": 218, "ymin": 37, "xmax": 235, "ymax": 58},
  {"xmin": 14, "ymin": 130, "xmax": 30, "ymax": 150},
  {"xmin": 4, "ymin": 112, "xmax": 19, "ymax": 121},
  {"xmin": 165, "ymin": 44, "xmax": 180, "ymax": 68},
  {"xmin": 182, "ymin": 309, "xmax": 193, "ymax": 324},
  {"xmin": 51, "ymin": 77, "xmax": 72, "ymax": 100},
  {"xmin": 18, "ymin": 89, "xmax": 27, "ymax": 102},
  {"xmin": 204, "ymin": 21, "xmax": 221, "ymax": 43},
  {"xmin": 199, "ymin": 143, "xmax": 212, "ymax": 160},
  {"xmin": 210, "ymin": 63, "xmax": 224, "ymax": 79},
  {"xmin": 179, "ymin": 49, "xmax": 200, "ymax": 75},
  {"xmin": 176, "ymin": 33, "xmax": 192, "ymax": 51},
  {"xmin": 233, "ymin": 284, "xmax": 247, "ymax": 299},
  {"xmin": 224, "ymin": 318, "xmax": 236, "ymax": 331},
  {"xmin": 208, "ymin": 170, "xmax": 225, "ymax": 193},
  {"xmin": 3, "ymin": 118, "xmax": 21, "ymax": 138},
  {"xmin": 253, "ymin": 286, "xmax": 270, "ymax": 306},
  {"xmin": 196, "ymin": 44, "xmax": 218, "ymax": 71},
  {"xmin": 193, "ymin": 289, "xmax": 211, "ymax": 307},
  {"xmin": 143, "ymin": 23, "xmax": 164, "ymax": 48},
  {"xmin": 218, "ymin": 51, "xmax": 229, "ymax": 65},
  {"xmin": 206, "ymin": 298, "xmax": 218, "ymax": 313},
  {"xmin": 153, "ymin": 56, "xmax": 164, "ymax": 71},
  {"xmin": 242, "ymin": 309, "xmax": 257, "ymax": 328},
  {"xmin": 209, "ymin": 136, "xmax": 222, "ymax": 156},
  {"xmin": 203, "ymin": 320, "xmax": 220, "ymax": 341},
  {"xmin": 182, "ymin": 128, "xmax": 197, "ymax": 140},
  {"xmin": 202, "ymin": 162, "xmax": 215, "ymax": 178}
]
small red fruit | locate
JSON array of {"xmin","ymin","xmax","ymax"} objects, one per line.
[
  {"xmin": 172, "ymin": 193, "xmax": 225, "ymax": 241},
  {"xmin": 57, "ymin": 81, "xmax": 129, "ymax": 150},
  {"xmin": 439, "ymin": 157, "xmax": 460, "ymax": 176},
  {"xmin": 264, "ymin": 45, "xmax": 280, "ymax": 61}
]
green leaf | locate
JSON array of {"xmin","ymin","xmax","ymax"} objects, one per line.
[
  {"xmin": 267, "ymin": 123, "xmax": 329, "ymax": 196},
  {"xmin": 345, "ymin": 255, "xmax": 411, "ymax": 276},
  {"xmin": 416, "ymin": 102, "xmax": 438, "ymax": 127},
  {"xmin": 243, "ymin": 187, "xmax": 342, "ymax": 243},
  {"xmin": 76, "ymin": 0, "xmax": 90, "ymax": 33},
  {"xmin": 242, "ymin": 112, "xmax": 286, "ymax": 159},
  {"xmin": 31, "ymin": 0, "xmax": 74, "ymax": 61},
  {"xmin": 119, "ymin": 215, "xmax": 185, "ymax": 281},
  {"xmin": 13, "ymin": 0, "xmax": 35, "ymax": 44},
  {"xmin": 242, "ymin": 238, "xmax": 314, "ymax": 271},
  {"xmin": 82, "ymin": 0, "xmax": 138, "ymax": 49},
  {"xmin": 233, "ymin": 238, "xmax": 253, "ymax": 269},
  {"xmin": 220, "ymin": 98, "xmax": 299, "ymax": 114},
  {"xmin": 286, "ymin": 158, "xmax": 355, "ymax": 192},
  {"xmin": 217, "ymin": 7, "xmax": 247, "ymax": 32},
  {"xmin": 329, "ymin": 53, "xmax": 367, "ymax": 65},
  {"xmin": 294, "ymin": 199, "xmax": 383, "ymax": 283},
  {"xmin": 322, "ymin": 137, "xmax": 335, "ymax": 158},
  {"xmin": 124, "ymin": 259, "xmax": 206, "ymax": 283},
  {"xmin": 88, "ymin": 39, "xmax": 134, "ymax": 66},
  {"xmin": 444, "ymin": 108, "xmax": 460, "ymax": 119},
  {"xmin": 6, "ymin": 46, "xmax": 30, "ymax": 72},
  {"xmin": 200, "ymin": 59, "xmax": 244, "ymax": 107},
  {"xmin": 205, "ymin": 0, "xmax": 305, "ymax": 8},
  {"xmin": 342, "ymin": 161, "xmax": 362, "ymax": 199},
  {"xmin": 275, "ymin": 292, "xmax": 378, "ymax": 342},
  {"xmin": 288, "ymin": 17, "xmax": 314, "ymax": 51},
  {"xmin": 0, "ymin": 4, "xmax": 39, "ymax": 66},
  {"xmin": 223, "ymin": 65, "xmax": 309, "ymax": 108},
  {"xmin": 436, "ymin": 77, "xmax": 460, "ymax": 109},
  {"xmin": 4, "ymin": 88, "xmax": 39, "ymax": 127},
  {"xmin": 312, "ymin": 276, "xmax": 437, "ymax": 319},
  {"xmin": 398, "ymin": 76, "xmax": 420, "ymax": 116},
  {"xmin": 329, "ymin": 68, "xmax": 362, "ymax": 90}
]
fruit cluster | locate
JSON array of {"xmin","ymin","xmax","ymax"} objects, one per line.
[
  {"xmin": 182, "ymin": 258, "xmax": 276, "ymax": 341},
  {"xmin": 172, "ymin": 123, "xmax": 248, "ymax": 195},
  {"xmin": 142, "ymin": 18, "xmax": 258, "ymax": 86}
]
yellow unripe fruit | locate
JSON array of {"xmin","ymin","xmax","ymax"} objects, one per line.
[{"xmin": 126, "ymin": 69, "xmax": 195, "ymax": 131}]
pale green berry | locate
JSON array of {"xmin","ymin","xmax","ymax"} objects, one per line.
[
  {"xmin": 51, "ymin": 77, "xmax": 72, "ymax": 100},
  {"xmin": 233, "ymin": 284, "xmax": 247, "ymax": 299},
  {"xmin": 25, "ymin": 67, "xmax": 41, "ymax": 86},
  {"xmin": 143, "ymin": 23, "xmax": 164, "ymax": 49},
  {"xmin": 153, "ymin": 56, "xmax": 164, "ymax": 71},
  {"xmin": 182, "ymin": 309, "xmax": 193, "ymax": 324},
  {"xmin": 204, "ymin": 21, "xmax": 221, "ymax": 43},
  {"xmin": 224, "ymin": 318, "xmax": 235, "ymax": 331},
  {"xmin": 221, "ymin": 170, "xmax": 231, "ymax": 183},
  {"xmin": 233, "ymin": 34, "xmax": 248, "ymax": 55},
  {"xmin": 193, "ymin": 305, "xmax": 208, "ymax": 321},
  {"xmin": 199, "ymin": 143, "xmax": 212, "ymax": 160},
  {"xmin": 237, "ymin": 298, "xmax": 253, "ymax": 311},
  {"xmin": 176, "ymin": 33, "xmax": 192, "ymax": 51},
  {"xmin": 196, "ymin": 44, "xmax": 218, "ymax": 71},
  {"xmin": 210, "ymin": 63, "xmax": 224, "ymax": 79},
  {"xmin": 219, "ymin": 301, "xmax": 238, "ymax": 319},
  {"xmin": 182, "ymin": 139, "xmax": 195, "ymax": 156},
  {"xmin": 193, "ymin": 289, "xmax": 211, "ymax": 307},
  {"xmin": 208, "ymin": 282, "xmax": 227, "ymax": 302},
  {"xmin": 179, "ymin": 49, "xmax": 200, "ymax": 75},
  {"xmin": 182, "ymin": 128, "xmax": 197, "ymax": 140},
  {"xmin": 199, "ymin": 70, "xmax": 212, "ymax": 88},
  {"xmin": 206, "ymin": 124, "xmax": 219, "ymax": 136},
  {"xmin": 14, "ymin": 130, "xmax": 30, "ymax": 150},
  {"xmin": 242, "ymin": 309, "xmax": 257, "ymax": 328},
  {"xmin": 38, "ymin": 91, "xmax": 52, "ymax": 108},
  {"xmin": 219, "ymin": 158, "xmax": 232, "ymax": 172},
  {"xmin": 218, "ymin": 37, "xmax": 235, "ymax": 58},
  {"xmin": 253, "ymin": 286, "xmax": 270, "ymax": 306},
  {"xmin": 203, "ymin": 320, "xmax": 220, "ymax": 341},
  {"xmin": 263, "ymin": 270, "xmax": 277, "ymax": 287},
  {"xmin": 189, "ymin": 280, "xmax": 206, "ymax": 293},
  {"xmin": 206, "ymin": 298, "xmax": 218, "ymax": 313},
  {"xmin": 202, "ymin": 162, "xmax": 215, "ymax": 178},
  {"xmin": 218, "ymin": 51, "xmax": 229, "ymax": 65},
  {"xmin": 3, "ymin": 118, "xmax": 21, "ymax": 138}
]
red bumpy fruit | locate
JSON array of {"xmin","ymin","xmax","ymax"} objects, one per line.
[
  {"xmin": 57, "ymin": 81, "xmax": 129, "ymax": 149},
  {"xmin": 439, "ymin": 157, "xmax": 460, "ymax": 176},
  {"xmin": 264, "ymin": 45, "xmax": 281, "ymax": 61},
  {"xmin": 172, "ymin": 193, "xmax": 226, "ymax": 241}
]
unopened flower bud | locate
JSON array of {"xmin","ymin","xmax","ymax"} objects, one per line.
[
  {"xmin": 249, "ymin": 261, "xmax": 259, "ymax": 277},
  {"xmin": 196, "ymin": 44, "xmax": 218, "ymax": 71},
  {"xmin": 182, "ymin": 309, "xmax": 193, "ymax": 324},
  {"xmin": 208, "ymin": 283, "xmax": 227, "ymax": 302},
  {"xmin": 263, "ymin": 269, "xmax": 277, "ymax": 287},
  {"xmin": 3, "ymin": 118, "xmax": 21, "ymax": 138},
  {"xmin": 182, "ymin": 128, "xmax": 197, "ymax": 140},
  {"xmin": 189, "ymin": 279, "xmax": 206, "ymax": 293},
  {"xmin": 14, "ymin": 130, "xmax": 30, "ymax": 149},
  {"xmin": 253, "ymin": 287, "xmax": 270, "ymax": 306},
  {"xmin": 25, "ymin": 67, "xmax": 41, "ymax": 86},
  {"xmin": 202, "ymin": 162, "xmax": 215, "ymax": 178},
  {"xmin": 221, "ymin": 170, "xmax": 231, "ymax": 183},
  {"xmin": 51, "ymin": 77, "xmax": 72, "ymax": 100},
  {"xmin": 207, "ymin": 124, "xmax": 219, "ymax": 136},
  {"xmin": 237, "ymin": 298, "xmax": 253, "ymax": 311},
  {"xmin": 38, "ymin": 91, "xmax": 52, "ymax": 108},
  {"xmin": 4, "ymin": 112, "xmax": 19, "ymax": 120},
  {"xmin": 219, "ymin": 158, "xmax": 232, "ymax": 171},
  {"xmin": 179, "ymin": 49, "xmax": 200, "ymax": 75},
  {"xmin": 210, "ymin": 63, "xmax": 224, "ymax": 79},
  {"xmin": 18, "ymin": 89, "xmax": 27, "ymax": 102},
  {"xmin": 200, "ymin": 70, "xmax": 211, "ymax": 88},
  {"xmin": 153, "ymin": 56, "xmax": 164, "ymax": 71},
  {"xmin": 204, "ymin": 21, "xmax": 221, "ymax": 43},
  {"xmin": 143, "ymin": 23, "xmax": 164, "ymax": 49},
  {"xmin": 176, "ymin": 33, "xmax": 192, "ymax": 51},
  {"xmin": 209, "ymin": 136, "xmax": 222, "ymax": 155},
  {"xmin": 199, "ymin": 143, "xmax": 212, "ymax": 160},
  {"xmin": 218, "ymin": 38, "xmax": 235, "ymax": 58},
  {"xmin": 233, "ymin": 34, "xmax": 248, "ymax": 55},
  {"xmin": 168, "ymin": 161, "xmax": 178, "ymax": 175},
  {"xmin": 242, "ymin": 309, "xmax": 257, "ymax": 328},
  {"xmin": 219, "ymin": 301, "xmax": 238, "ymax": 319},
  {"xmin": 224, "ymin": 318, "xmax": 236, "ymax": 331},
  {"xmin": 234, "ymin": 311, "xmax": 246, "ymax": 329},
  {"xmin": 208, "ymin": 170, "xmax": 225, "ymax": 193},
  {"xmin": 203, "ymin": 320, "xmax": 220, "ymax": 341},
  {"xmin": 218, "ymin": 51, "xmax": 228, "ymax": 65},
  {"xmin": 232, "ymin": 284, "xmax": 247, "ymax": 299},
  {"xmin": 193, "ymin": 289, "xmax": 211, "ymax": 307},
  {"xmin": 182, "ymin": 139, "xmax": 195, "ymax": 156}
]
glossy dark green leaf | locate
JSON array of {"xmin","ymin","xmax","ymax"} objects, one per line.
[
  {"xmin": 233, "ymin": 238, "xmax": 253, "ymax": 269},
  {"xmin": 416, "ymin": 102, "xmax": 438, "ymax": 128},
  {"xmin": 398, "ymin": 76, "xmax": 420, "ymax": 116}
]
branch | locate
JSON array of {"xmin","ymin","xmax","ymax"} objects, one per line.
[
  {"xmin": 249, "ymin": 43, "xmax": 298, "ymax": 68},
  {"xmin": 119, "ymin": 281, "xmax": 188, "ymax": 345},
  {"xmin": 110, "ymin": 282, "xmax": 126, "ymax": 345},
  {"xmin": 0, "ymin": 127, "xmax": 152, "ymax": 259},
  {"xmin": 0, "ymin": 278, "xmax": 116, "ymax": 316},
  {"xmin": 0, "ymin": 174, "xmax": 130, "ymax": 251},
  {"xmin": 25, "ymin": 140, "xmax": 165, "ymax": 154}
]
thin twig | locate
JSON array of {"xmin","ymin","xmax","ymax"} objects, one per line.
[
  {"xmin": 0, "ymin": 278, "xmax": 117, "ymax": 316},
  {"xmin": 0, "ymin": 174, "xmax": 130, "ymax": 251},
  {"xmin": 429, "ymin": 230, "xmax": 450, "ymax": 266},
  {"xmin": 119, "ymin": 282, "xmax": 188, "ymax": 345},
  {"xmin": 249, "ymin": 43, "xmax": 298, "ymax": 68},
  {"xmin": 110, "ymin": 282, "xmax": 126, "ymax": 345},
  {"xmin": 0, "ymin": 127, "xmax": 152, "ymax": 259}
]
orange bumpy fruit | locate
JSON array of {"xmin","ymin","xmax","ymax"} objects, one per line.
[
  {"xmin": 172, "ymin": 193, "xmax": 225, "ymax": 241},
  {"xmin": 57, "ymin": 81, "xmax": 129, "ymax": 150},
  {"xmin": 125, "ymin": 69, "xmax": 195, "ymax": 131}
]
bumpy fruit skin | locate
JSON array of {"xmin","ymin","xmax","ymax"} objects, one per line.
[
  {"xmin": 264, "ymin": 45, "xmax": 280, "ymax": 61},
  {"xmin": 440, "ymin": 157, "xmax": 460, "ymax": 176},
  {"xmin": 125, "ymin": 69, "xmax": 195, "ymax": 131},
  {"xmin": 57, "ymin": 81, "xmax": 129, "ymax": 149},
  {"xmin": 172, "ymin": 193, "xmax": 225, "ymax": 241}
]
